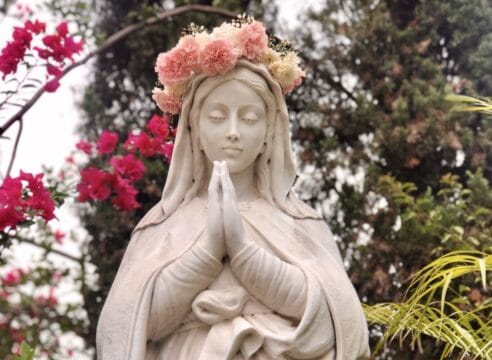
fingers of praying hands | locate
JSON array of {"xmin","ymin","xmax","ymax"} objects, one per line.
[
  {"xmin": 205, "ymin": 161, "xmax": 226, "ymax": 260},
  {"xmin": 219, "ymin": 162, "xmax": 246, "ymax": 256},
  {"xmin": 206, "ymin": 161, "xmax": 246, "ymax": 260}
]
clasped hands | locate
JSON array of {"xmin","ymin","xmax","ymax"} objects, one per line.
[{"xmin": 201, "ymin": 161, "xmax": 248, "ymax": 261}]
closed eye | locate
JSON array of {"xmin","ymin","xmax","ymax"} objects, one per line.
[
  {"xmin": 242, "ymin": 112, "xmax": 260, "ymax": 124},
  {"xmin": 243, "ymin": 117, "xmax": 258, "ymax": 124},
  {"xmin": 208, "ymin": 110, "xmax": 226, "ymax": 122}
]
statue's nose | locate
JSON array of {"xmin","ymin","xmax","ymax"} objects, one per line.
[{"xmin": 226, "ymin": 118, "xmax": 240, "ymax": 141}]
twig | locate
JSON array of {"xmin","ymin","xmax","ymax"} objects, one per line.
[
  {"xmin": 11, "ymin": 234, "xmax": 83, "ymax": 263},
  {"xmin": 0, "ymin": 60, "xmax": 38, "ymax": 109},
  {"xmin": 6, "ymin": 117, "xmax": 23, "ymax": 177},
  {"xmin": 0, "ymin": 4, "xmax": 237, "ymax": 137}
]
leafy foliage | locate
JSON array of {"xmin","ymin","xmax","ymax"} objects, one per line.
[
  {"xmin": 364, "ymin": 251, "xmax": 492, "ymax": 359},
  {"xmin": 285, "ymin": 0, "xmax": 492, "ymax": 357}
]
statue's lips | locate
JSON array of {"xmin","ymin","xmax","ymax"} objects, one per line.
[{"xmin": 222, "ymin": 146, "xmax": 243, "ymax": 154}]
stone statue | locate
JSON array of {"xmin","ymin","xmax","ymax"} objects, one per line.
[{"xmin": 96, "ymin": 19, "xmax": 370, "ymax": 360}]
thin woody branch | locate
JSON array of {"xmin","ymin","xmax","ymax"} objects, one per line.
[
  {"xmin": 5, "ymin": 117, "xmax": 22, "ymax": 178},
  {"xmin": 0, "ymin": 4, "xmax": 237, "ymax": 137},
  {"xmin": 12, "ymin": 234, "xmax": 83, "ymax": 263}
]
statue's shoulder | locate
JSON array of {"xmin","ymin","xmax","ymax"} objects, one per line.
[{"xmin": 132, "ymin": 197, "xmax": 206, "ymax": 237}]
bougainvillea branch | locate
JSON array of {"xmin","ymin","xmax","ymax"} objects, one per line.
[
  {"xmin": 0, "ymin": 4, "xmax": 237, "ymax": 138},
  {"xmin": 5, "ymin": 117, "xmax": 23, "ymax": 178},
  {"xmin": 8, "ymin": 233, "xmax": 83, "ymax": 263}
]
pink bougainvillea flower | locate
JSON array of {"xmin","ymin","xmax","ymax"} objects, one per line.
[
  {"xmin": 19, "ymin": 171, "xmax": 56, "ymax": 221},
  {"xmin": 47, "ymin": 64, "xmax": 63, "ymax": 77},
  {"xmin": 152, "ymin": 88, "xmax": 181, "ymax": 114},
  {"xmin": 56, "ymin": 21, "xmax": 69, "ymax": 37},
  {"xmin": 200, "ymin": 38, "xmax": 239, "ymax": 76},
  {"xmin": 2, "ymin": 269, "xmax": 23, "ymax": 286},
  {"xmin": 124, "ymin": 131, "xmax": 156, "ymax": 157},
  {"xmin": 41, "ymin": 34, "xmax": 64, "ymax": 60},
  {"xmin": 35, "ymin": 23, "xmax": 84, "ymax": 64},
  {"xmin": 97, "ymin": 130, "xmax": 118, "ymax": 154},
  {"xmin": 0, "ymin": 172, "xmax": 57, "ymax": 230},
  {"xmin": 0, "ymin": 23, "xmax": 35, "ymax": 78},
  {"xmin": 52, "ymin": 270, "xmax": 62, "ymax": 284},
  {"xmin": 111, "ymin": 175, "xmax": 140, "ymax": 211},
  {"xmin": 147, "ymin": 114, "xmax": 170, "ymax": 139},
  {"xmin": 53, "ymin": 230, "xmax": 66, "ymax": 244},
  {"xmin": 45, "ymin": 78, "xmax": 60, "ymax": 92},
  {"xmin": 63, "ymin": 36, "xmax": 84, "ymax": 60},
  {"xmin": 154, "ymin": 140, "xmax": 174, "ymax": 163},
  {"xmin": 12, "ymin": 26, "xmax": 32, "ymax": 47},
  {"xmin": 0, "ymin": 177, "xmax": 26, "ymax": 230},
  {"xmin": 35, "ymin": 288, "xmax": 58, "ymax": 308},
  {"xmin": 110, "ymin": 154, "xmax": 146, "ymax": 182},
  {"xmin": 75, "ymin": 140, "xmax": 93, "ymax": 154},
  {"xmin": 77, "ymin": 167, "xmax": 113, "ymax": 201},
  {"xmin": 155, "ymin": 35, "xmax": 199, "ymax": 86},
  {"xmin": 25, "ymin": 20, "xmax": 46, "ymax": 34},
  {"xmin": 237, "ymin": 21, "xmax": 268, "ymax": 62}
]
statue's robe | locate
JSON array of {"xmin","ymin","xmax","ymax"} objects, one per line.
[{"xmin": 96, "ymin": 197, "xmax": 370, "ymax": 360}]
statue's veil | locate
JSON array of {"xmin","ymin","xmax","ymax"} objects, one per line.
[{"xmin": 134, "ymin": 60, "xmax": 319, "ymax": 232}]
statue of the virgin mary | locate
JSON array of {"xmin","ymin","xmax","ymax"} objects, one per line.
[{"xmin": 96, "ymin": 18, "xmax": 370, "ymax": 360}]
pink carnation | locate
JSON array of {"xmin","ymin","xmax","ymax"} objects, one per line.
[
  {"xmin": 200, "ymin": 38, "xmax": 239, "ymax": 76},
  {"xmin": 237, "ymin": 21, "xmax": 268, "ymax": 62},
  {"xmin": 155, "ymin": 35, "xmax": 199, "ymax": 86},
  {"xmin": 152, "ymin": 88, "xmax": 181, "ymax": 114}
]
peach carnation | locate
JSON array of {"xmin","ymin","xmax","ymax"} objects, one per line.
[
  {"xmin": 282, "ymin": 69, "xmax": 304, "ymax": 94},
  {"xmin": 152, "ymin": 88, "xmax": 181, "ymax": 114},
  {"xmin": 200, "ymin": 38, "xmax": 239, "ymax": 76},
  {"xmin": 211, "ymin": 23, "xmax": 239, "ymax": 44},
  {"xmin": 155, "ymin": 36, "xmax": 199, "ymax": 86},
  {"xmin": 269, "ymin": 58, "xmax": 298, "ymax": 89},
  {"xmin": 262, "ymin": 48, "xmax": 280, "ymax": 65},
  {"xmin": 237, "ymin": 21, "xmax": 268, "ymax": 62}
]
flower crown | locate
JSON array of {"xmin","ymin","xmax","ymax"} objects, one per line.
[{"xmin": 152, "ymin": 15, "xmax": 305, "ymax": 115}]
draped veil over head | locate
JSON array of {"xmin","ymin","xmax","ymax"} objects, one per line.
[{"xmin": 134, "ymin": 60, "xmax": 319, "ymax": 232}]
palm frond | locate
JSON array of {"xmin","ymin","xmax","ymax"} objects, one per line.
[
  {"xmin": 447, "ymin": 95, "xmax": 492, "ymax": 115},
  {"xmin": 364, "ymin": 251, "xmax": 492, "ymax": 359}
]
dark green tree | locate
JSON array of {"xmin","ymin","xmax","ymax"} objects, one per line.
[{"xmin": 285, "ymin": 0, "xmax": 492, "ymax": 358}]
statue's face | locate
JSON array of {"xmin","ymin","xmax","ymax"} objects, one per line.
[{"xmin": 198, "ymin": 79, "xmax": 267, "ymax": 174}]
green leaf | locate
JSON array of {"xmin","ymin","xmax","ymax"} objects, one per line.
[{"xmin": 13, "ymin": 342, "xmax": 36, "ymax": 360}]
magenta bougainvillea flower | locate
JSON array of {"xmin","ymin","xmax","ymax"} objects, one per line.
[
  {"xmin": 96, "ymin": 131, "xmax": 119, "ymax": 155},
  {"xmin": 0, "ymin": 172, "xmax": 56, "ymax": 231}
]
